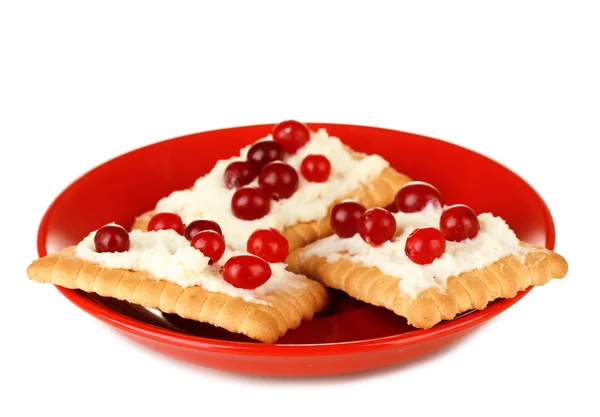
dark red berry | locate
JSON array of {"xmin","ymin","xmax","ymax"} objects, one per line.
[
  {"xmin": 184, "ymin": 219, "xmax": 223, "ymax": 241},
  {"xmin": 147, "ymin": 212, "xmax": 185, "ymax": 235},
  {"xmin": 300, "ymin": 154, "xmax": 331, "ymax": 182},
  {"xmin": 247, "ymin": 140, "xmax": 284, "ymax": 172},
  {"xmin": 439, "ymin": 204, "xmax": 480, "ymax": 242},
  {"xmin": 258, "ymin": 161, "xmax": 299, "ymax": 200},
  {"xmin": 231, "ymin": 186, "xmax": 271, "ymax": 220},
  {"xmin": 272, "ymin": 120, "xmax": 310, "ymax": 154},
  {"xmin": 94, "ymin": 224, "xmax": 130, "ymax": 253},
  {"xmin": 247, "ymin": 227, "xmax": 289, "ymax": 263},
  {"xmin": 330, "ymin": 200, "xmax": 366, "ymax": 238},
  {"xmin": 395, "ymin": 181, "xmax": 443, "ymax": 213},
  {"xmin": 222, "ymin": 255, "xmax": 272, "ymax": 289},
  {"xmin": 190, "ymin": 230, "xmax": 226, "ymax": 264},
  {"xmin": 405, "ymin": 227, "xmax": 446, "ymax": 265},
  {"xmin": 224, "ymin": 161, "xmax": 257, "ymax": 189},
  {"xmin": 357, "ymin": 208, "xmax": 397, "ymax": 247}
]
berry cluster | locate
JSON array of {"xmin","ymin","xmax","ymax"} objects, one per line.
[
  {"xmin": 94, "ymin": 214, "xmax": 291, "ymax": 290},
  {"xmin": 330, "ymin": 181, "xmax": 481, "ymax": 265},
  {"xmin": 225, "ymin": 120, "xmax": 332, "ymax": 221}
]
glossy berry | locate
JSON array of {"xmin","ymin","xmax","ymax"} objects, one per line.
[
  {"xmin": 224, "ymin": 161, "xmax": 256, "ymax": 189},
  {"xmin": 300, "ymin": 154, "xmax": 331, "ymax": 182},
  {"xmin": 94, "ymin": 224, "xmax": 130, "ymax": 253},
  {"xmin": 184, "ymin": 219, "xmax": 223, "ymax": 241},
  {"xmin": 247, "ymin": 227, "xmax": 289, "ymax": 263},
  {"xmin": 258, "ymin": 161, "xmax": 299, "ymax": 200},
  {"xmin": 330, "ymin": 200, "xmax": 366, "ymax": 238},
  {"xmin": 231, "ymin": 186, "xmax": 271, "ymax": 220},
  {"xmin": 190, "ymin": 230, "xmax": 226, "ymax": 264},
  {"xmin": 222, "ymin": 254, "xmax": 272, "ymax": 290},
  {"xmin": 272, "ymin": 120, "xmax": 310, "ymax": 154},
  {"xmin": 147, "ymin": 212, "xmax": 185, "ymax": 235},
  {"xmin": 247, "ymin": 140, "xmax": 284, "ymax": 172},
  {"xmin": 395, "ymin": 181, "xmax": 443, "ymax": 213},
  {"xmin": 358, "ymin": 207, "xmax": 397, "ymax": 247},
  {"xmin": 405, "ymin": 227, "xmax": 446, "ymax": 265},
  {"xmin": 439, "ymin": 204, "xmax": 480, "ymax": 242}
]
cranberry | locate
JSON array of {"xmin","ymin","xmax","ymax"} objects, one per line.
[
  {"xmin": 395, "ymin": 181, "xmax": 443, "ymax": 213},
  {"xmin": 272, "ymin": 120, "xmax": 310, "ymax": 153},
  {"xmin": 94, "ymin": 224, "xmax": 130, "ymax": 253},
  {"xmin": 330, "ymin": 200, "xmax": 366, "ymax": 238},
  {"xmin": 247, "ymin": 227, "xmax": 289, "ymax": 263},
  {"xmin": 222, "ymin": 254, "xmax": 272, "ymax": 289},
  {"xmin": 440, "ymin": 204, "xmax": 480, "ymax": 242},
  {"xmin": 147, "ymin": 212, "xmax": 185, "ymax": 235},
  {"xmin": 405, "ymin": 227, "xmax": 446, "ymax": 265},
  {"xmin": 258, "ymin": 161, "xmax": 299, "ymax": 200},
  {"xmin": 300, "ymin": 154, "xmax": 331, "ymax": 182},
  {"xmin": 231, "ymin": 186, "xmax": 271, "ymax": 220},
  {"xmin": 224, "ymin": 161, "xmax": 256, "ymax": 189},
  {"xmin": 190, "ymin": 230, "xmax": 226, "ymax": 264},
  {"xmin": 247, "ymin": 140, "xmax": 284, "ymax": 172},
  {"xmin": 184, "ymin": 219, "xmax": 223, "ymax": 241},
  {"xmin": 358, "ymin": 207, "xmax": 397, "ymax": 247}
]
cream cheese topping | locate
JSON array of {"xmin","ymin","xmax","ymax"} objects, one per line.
[
  {"xmin": 301, "ymin": 204, "xmax": 528, "ymax": 297},
  {"xmin": 75, "ymin": 228, "xmax": 307, "ymax": 304},
  {"xmin": 154, "ymin": 129, "xmax": 389, "ymax": 251}
]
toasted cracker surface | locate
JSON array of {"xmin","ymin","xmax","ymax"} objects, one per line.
[
  {"xmin": 286, "ymin": 243, "xmax": 568, "ymax": 329},
  {"xmin": 27, "ymin": 247, "xmax": 330, "ymax": 343}
]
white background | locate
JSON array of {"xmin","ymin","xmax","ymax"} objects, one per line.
[{"xmin": 2, "ymin": 1, "xmax": 598, "ymax": 416}]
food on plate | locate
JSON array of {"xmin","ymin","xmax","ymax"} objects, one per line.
[
  {"xmin": 132, "ymin": 120, "xmax": 412, "ymax": 252},
  {"xmin": 26, "ymin": 122, "xmax": 569, "ymax": 348},
  {"xmin": 286, "ymin": 181, "xmax": 568, "ymax": 329},
  {"xmin": 27, "ymin": 222, "xmax": 329, "ymax": 343}
]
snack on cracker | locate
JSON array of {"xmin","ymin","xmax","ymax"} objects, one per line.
[
  {"xmin": 286, "ymin": 181, "xmax": 568, "ymax": 329},
  {"xmin": 27, "ymin": 224, "xmax": 329, "ymax": 343},
  {"xmin": 132, "ymin": 121, "xmax": 411, "ymax": 252}
]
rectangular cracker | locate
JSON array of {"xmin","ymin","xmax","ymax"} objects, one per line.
[
  {"xmin": 27, "ymin": 247, "xmax": 330, "ymax": 343},
  {"xmin": 286, "ymin": 243, "xmax": 568, "ymax": 329}
]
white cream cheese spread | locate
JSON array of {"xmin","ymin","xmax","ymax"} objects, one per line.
[
  {"xmin": 301, "ymin": 204, "xmax": 529, "ymax": 297},
  {"xmin": 154, "ymin": 129, "xmax": 389, "ymax": 251},
  {"xmin": 75, "ymin": 228, "xmax": 307, "ymax": 304}
]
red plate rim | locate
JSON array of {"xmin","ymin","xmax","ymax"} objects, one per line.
[{"xmin": 36, "ymin": 123, "xmax": 555, "ymax": 357}]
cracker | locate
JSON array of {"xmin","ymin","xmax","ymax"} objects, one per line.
[
  {"xmin": 27, "ymin": 247, "xmax": 330, "ymax": 343},
  {"xmin": 286, "ymin": 244, "xmax": 568, "ymax": 329}
]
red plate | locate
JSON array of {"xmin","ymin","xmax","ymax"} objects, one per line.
[{"xmin": 36, "ymin": 123, "xmax": 556, "ymax": 376}]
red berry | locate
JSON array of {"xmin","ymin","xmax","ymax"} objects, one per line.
[
  {"xmin": 190, "ymin": 230, "xmax": 225, "ymax": 264},
  {"xmin": 185, "ymin": 219, "xmax": 223, "ymax": 241},
  {"xmin": 300, "ymin": 154, "xmax": 331, "ymax": 182},
  {"xmin": 247, "ymin": 227, "xmax": 289, "ymax": 263},
  {"xmin": 231, "ymin": 186, "xmax": 271, "ymax": 220},
  {"xmin": 222, "ymin": 254, "xmax": 272, "ymax": 290},
  {"xmin": 395, "ymin": 181, "xmax": 443, "ymax": 213},
  {"xmin": 405, "ymin": 227, "xmax": 446, "ymax": 265},
  {"xmin": 258, "ymin": 161, "xmax": 299, "ymax": 200},
  {"xmin": 247, "ymin": 140, "xmax": 284, "ymax": 172},
  {"xmin": 439, "ymin": 204, "xmax": 480, "ymax": 242},
  {"xmin": 224, "ymin": 161, "xmax": 256, "ymax": 189},
  {"xmin": 147, "ymin": 212, "xmax": 185, "ymax": 235},
  {"xmin": 94, "ymin": 224, "xmax": 130, "ymax": 253},
  {"xmin": 272, "ymin": 120, "xmax": 310, "ymax": 153},
  {"xmin": 384, "ymin": 201, "xmax": 399, "ymax": 213},
  {"xmin": 358, "ymin": 207, "xmax": 397, "ymax": 247},
  {"xmin": 330, "ymin": 200, "xmax": 366, "ymax": 238}
]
